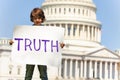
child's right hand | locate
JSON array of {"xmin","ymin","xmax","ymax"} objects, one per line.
[{"xmin": 9, "ymin": 40, "xmax": 14, "ymax": 45}]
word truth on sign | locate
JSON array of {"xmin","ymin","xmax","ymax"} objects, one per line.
[{"xmin": 14, "ymin": 38, "xmax": 59, "ymax": 52}]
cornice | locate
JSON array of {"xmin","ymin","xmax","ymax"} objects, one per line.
[{"xmin": 42, "ymin": 2, "xmax": 96, "ymax": 9}]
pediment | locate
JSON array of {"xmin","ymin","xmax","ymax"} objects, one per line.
[{"xmin": 86, "ymin": 48, "xmax": 120, "ymax": 58}]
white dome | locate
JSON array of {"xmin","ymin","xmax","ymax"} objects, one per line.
[
  {"xmin": 45, "ymin": 0, "xmax": 93, "ymax": 3},
  {"xmin": 42, "ymin": 0, "xmax": 101, "ymax": 48},
  {"xmin": 42, "ymin": 0, "xmax": 96, "ymax": 20}
]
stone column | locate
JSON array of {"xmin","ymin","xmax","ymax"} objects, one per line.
[
  {"xmin": 63, "ymin": 59, "xmax": 67, "ymax": 78},
  {"xmin": 65, "ymin": 24, "xmax": 68, "ymax": 37},
  {"xmin": 89, "ymin": 60, "xmax": 92, "ymax": 78},
  {"xmin": 99, "ymin": 28, "xmax": 101, "ymax": 42},
  {"xmin": 59, "ymin": 24, "xmax": 62, "ymax": 28},
  {"xmin": 99, "ymin": 61, "xmax": 102, "ymax": 79},
  {"xmin": 80, "ymin": 60, "xmax": 83, "ymax": 78},
  {"xmin": 97, "ymin": 28, "xmax": 101, "ymax": 42},
  {"xmin": 70, "ymin": 59, "xmax": 73, "ymax": 79},
  {"xmin": 75, "ymin": 60, "xmax": 79, "ymax": 79},
  {"xmin": 49, "ymin": 7, "xmax": 51, "ymax": 16},
  {"xmin": 109, "ymin": 62, "xmax": 112, "ymax": 79},
  {"xmin": 94, "ymin": 61, "xmax": 97, "ymax": 78},
  {"xmin": 96, "ymin": 27, "xmax": 98, "ymax": 42},
  {"xmin": 105, "ymin": 61, "xmax": 108, "ymax": 79},
  {"xmin": 97, "ymin": 27, "xmax": 99, "ymax": 42},
  {"xmin": 115, "ymin": 62, "xmax": 118, "ymax": 79},
  {"xmin": 58, "ymin": 65, "xmax": 62, "ymax": 79},
  {"xmin": 84, "ymin": 60, "xmax": 87, "ymax": 78}
]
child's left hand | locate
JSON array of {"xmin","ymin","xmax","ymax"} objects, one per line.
[{"xmin": 60, "ymin": 42, "xmax": 65, "ymax": 48}]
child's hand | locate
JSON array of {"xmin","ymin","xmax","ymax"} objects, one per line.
[
  {"xmin": 60, "ymin": 42, "xmax": 65, "ymax": 48},
  {"xmin": 9, "ymin": 40, "xmax": 14, "ymax": 45}
]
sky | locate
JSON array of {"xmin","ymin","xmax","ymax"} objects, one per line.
[{"xmin": 0, "ymin": 0, "xmax": 120, "ymax": 51}]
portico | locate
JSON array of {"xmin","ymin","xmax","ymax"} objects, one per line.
[{"xmin": 58, "ymin": 48, "xmax": 120, "ymax": 80}]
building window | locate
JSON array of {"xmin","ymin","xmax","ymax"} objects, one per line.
[
  {"xmin": 61, "ymin": 59, "xmax": 64, "ymax": 77},
  {"xmin": 67, "ymin": 24, "xmax": 71, "ymax": 36},
  {"xmin": 51, "ymin": 8, "xmax": 53, "ymax": 14},
  {"xmin": 50, "ymin": 24, "xmax": 54, "ymax": 26},
  {"xmin": 56, "ymin": 24, "xmax": 60, "ymax": 27},
  {"xmin": 69, "ymin": 8, "xmax": 71, "ymax": 12},
  {"xmin": 61, "ymin": 24, "xmax": 65, "ymax": 28},
  {"xmin": 61, "ymin": 24, "xmax": 65, "ymax": 35},
  {"xmin": 73, "ymin": 24, "xmax": 77, "ymax": 36},
  {"xmin": 83, "ymin": 9, "xmax": 85, "ymax": 15},
  {"xmin": 74, "ymin": 8, "xmax": 75, "ymax": 13},
  {"xmin": 90, "ymin": 26, "xmax": 92, "ymax": 40},
  {"xmin": 93, "ymin": 27, "xmax": 95, "ymax": 38},
  {"xmin": 55, "ymin": 8, "xmax": 56, "ymax": 14},
  {"xmin": 86, "ymin": 9, "xmax": 88, "ymax": 16},
  {"xmin": 46, "ymin": 24, "xmax": 49, "ymax": 26},
  {"xmin": 64, "ymin": 8, "xmax": 66, "ymax": 14},
  {"xmin": 9, "ymin": 65, "xmax": 13, "ymax": 75},
  {"xmin": 17, "ymin": 66, "xmax": 21, "ymax": 75},
  {"xmin": 78, "ymin": 9, "xmax": 80, "ymax": 14},
  {"xmin": 8, "ymin": 79, "xmax": 14, "ymax": 80},
  {"xmin": 59, "ymin": 8, "xmax": 61, "ymax": 13},
  {"xmin": 47, "ymin": 8, "xmax": 49, "ymax": 15}
]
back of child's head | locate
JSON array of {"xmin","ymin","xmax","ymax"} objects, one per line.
[{"xmin": 30, "ymin": 8, "xmax": 45, "ymax": 22}]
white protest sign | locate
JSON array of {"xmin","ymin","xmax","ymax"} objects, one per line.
[{"xmin": 11, "ymin": 25, "xmax": 64, "ymax": 67}]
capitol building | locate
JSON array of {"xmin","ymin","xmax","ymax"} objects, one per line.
[{"xmin": 0, "ymin": 0, "xmax": 120, "ymax": 80}]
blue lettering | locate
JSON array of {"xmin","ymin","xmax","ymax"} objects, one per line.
[
  {"xmin": 42, "ymin": 40, "xmax": 50, "ymax": 52},
  {"xmin": 14, "ymin": 38, "xmax": 23, "ymax": 51},
  {"xmin": 33, "ymin": 39, "xmax": 41, "ymax": 51},
  {"xmin": 25, "ymin": 38, "xmax": 32, "ymax": 51},
  {"xmin": 14, "ymin": 38, "xmax": 59, "ymax": 53},
  {"xmin": 51, "ymin": 40, "xmax": 59, "ymax": 52}
]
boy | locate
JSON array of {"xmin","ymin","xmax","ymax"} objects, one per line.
[
  {"xmin": 10, "ymin": 7, "xmax": 65, "ymax": 80},
  {"xmin": 25, "ymin": 7, "xmax": 65, "ymax": 80},
  {"xmin": 25, "ymin": 7, "xmax": 48, "ymax": 80}
]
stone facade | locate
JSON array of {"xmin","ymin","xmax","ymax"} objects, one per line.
[{"xmin": 0, "ymin": 0, "xmax": 120, "ymax": 80}]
